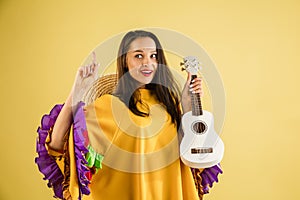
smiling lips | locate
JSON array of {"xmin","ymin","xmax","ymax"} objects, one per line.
[{"xmin": 140, "ymin": 69, "xmax": 153, "ymax": 77}]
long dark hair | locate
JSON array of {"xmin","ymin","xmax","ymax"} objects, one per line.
[{"xmin": 114, "ymin": 30, "xmax": 181, "ymax": 129}]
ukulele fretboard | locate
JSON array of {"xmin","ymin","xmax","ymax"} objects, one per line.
[{"xmin": 191, "ymin": 75, "xmax": 203, "ymax": 116}]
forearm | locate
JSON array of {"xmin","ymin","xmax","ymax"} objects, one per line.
[
  {"xmin": 48, "ymin": 92, "xmax": 73, "ymax": 151},
  {"xmin": 48, "ymin": 54, "xmax": 99, "ymax": 151},
  {"xmin": 181, "ymin": 101, "xmax": 191, "ymax": 114}
]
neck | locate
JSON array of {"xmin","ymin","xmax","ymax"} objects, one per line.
[{"xmin": 191, "ymin": 75, "xmax": 203, "ymax": 116}]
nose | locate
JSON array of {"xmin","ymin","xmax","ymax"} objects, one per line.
[{"xmin": 142, "ymin": 56, "xmax": 150, "ymax": 67}]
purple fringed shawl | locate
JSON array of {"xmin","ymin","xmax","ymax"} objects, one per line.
[
  {"xmin": 35, "ymin": 103, "xmax": 91, "ymax": 199},
  {"xmin": 199, "ymin": 164, "xmax": 223, "ymax": 194},
  {"xmin": 73, "ymin": 102, "xmax": 91, "ymax": 196},
  {"xmin": 35, "ymin": 104, "xmax": 64, "ymax": 199}
]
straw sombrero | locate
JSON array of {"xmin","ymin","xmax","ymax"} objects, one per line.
[{"xmin": 83, "ymin": 74, "xmax": 118, "ymax": 105}]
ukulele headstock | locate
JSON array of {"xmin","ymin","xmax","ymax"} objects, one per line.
[{"xmin": 180, "ymin": 56, "xmax": 202, "ymax": 75}]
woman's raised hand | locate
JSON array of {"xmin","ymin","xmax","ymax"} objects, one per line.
[
  {"xmin": 71, "ymin": 51, "xmax": 100, "ymax": 105},
  {"xmin": 181, "ymin": 72, "xmax": 203, "ymax": 114}
]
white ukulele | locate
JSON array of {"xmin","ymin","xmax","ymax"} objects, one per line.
[{"xmin": 180, "ymin": 56, "xmax": 224, "ymax": 168}]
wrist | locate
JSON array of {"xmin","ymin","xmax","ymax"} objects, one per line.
[
  {"xmin": 181, "ymin": 103, "xmax": 191, "ymax": 114},
  {"xmin": 65, "ymin": 92, "xmax": 74, "ymax": 107},
  {"xmin": 67, "ymin": 89, "xmax": 85, "ymax": 107}
]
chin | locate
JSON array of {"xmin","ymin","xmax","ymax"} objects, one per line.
[
  {"xmin": 133, "ymin": 76, "xmax": 153, "ymax": 85},
  {"xmin": 140, "ymin": 78, "xmax": 154, "ymax": 85}
]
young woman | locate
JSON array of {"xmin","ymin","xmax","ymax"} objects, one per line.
[{"xmin": 35, "ymin": 30, "xmax": 222, "ymax": 200}]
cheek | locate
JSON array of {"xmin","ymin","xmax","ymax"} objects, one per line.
[
  {"xmin": 127, "ymin": 62, "xmax": 139, "ymax": 72},
  {"xmin": 126, "ymin": 57, "xmax": 139, "ymax": 71},
  {"xmin": 153, "ymin": 63, "xmax": 158, "ymax": 71},
  {"xmin": 126, "ymin": 61, "xmax": 139, "ymax": 77}
]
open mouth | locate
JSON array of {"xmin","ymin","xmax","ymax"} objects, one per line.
[{"xmin": 141, "ymin": 70, "xmax": 153, "ymax": 77}]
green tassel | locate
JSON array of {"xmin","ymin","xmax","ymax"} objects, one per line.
[{"xmin": 85, "ymin": 145, "xmax": 104, "ymax": 169}]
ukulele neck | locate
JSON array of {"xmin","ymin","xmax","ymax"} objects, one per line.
[{"xmin": 191, "ymin": 75, "xmax": 203, "ymax": 116}]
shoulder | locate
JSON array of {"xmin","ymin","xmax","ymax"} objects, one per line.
[
  {"xmin": 84, "ymin": 94, "xmax": 128, "ymax": 120},
  {"xmin": 83, "ymin": 94, "xmax": 113, "ymax": 112},
  {"xmin": 86, "ymin": 94, "xmax": 125, "ymax": 111},
  {"xmin": 94, "ymin": 94, "xmax": 113, "ymax": 105}
]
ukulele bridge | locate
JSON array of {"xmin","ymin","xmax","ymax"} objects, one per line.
[{"xmin": 191, "ymin": 148, "xmax": 213, "ymax": 154}]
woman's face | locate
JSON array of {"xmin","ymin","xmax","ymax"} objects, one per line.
[{"xmin": 126, "ymin": 37, "xmax": 158, "ymax": 85}]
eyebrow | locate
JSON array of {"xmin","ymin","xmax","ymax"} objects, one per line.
[{"xmin": 130, "ymin": 49, "xmax": 157, "ymax": 53}]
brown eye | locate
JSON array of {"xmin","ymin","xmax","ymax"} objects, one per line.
[
  {"xmin": 135, "ymin": 54, "xmax": 143, "ymax": 59},
  {"xmin": 151, "ymin": 54, "xmax": 157, "ymax": 59}
]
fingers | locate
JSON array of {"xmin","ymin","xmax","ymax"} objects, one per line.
[
  {"xmin": 79, "ymin": 52, "xmax": 100, "ymax": 78},
  {"xmin": 189, "ymin": 77, "xmax": 204, "ymax": 96},
  {"xmin": 92, "ymin": 51, "xmax": 97, "ymax": 64},
  {"xmin": 92, "ymin": 60, "xmax": 100, "ymax": 76},
  {"xmin": 92, "ymin": 51, "xmax": 100, "ymax": 68},
  {"xmin": 183, "ymin": 72, "xmax": 192, "ymax": 92},
  {"xmin": 78, "ymin": 64, "xmax": 91, "ymax": 78},
  {"xmin": 186, "ymin": 71, "xmax": 192, "ymax": 82},
  {"xmin": 91, "ymin": 51, "xmax": 100, "ymax": 76},
  {"xmin": 85, "ymin": 65, "xmax": 89, "ymax": 77}
]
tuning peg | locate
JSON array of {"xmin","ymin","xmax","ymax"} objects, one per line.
[
  {"xmin": 181, "ymin": 67, "xmax": 186, "ymax": 71},
  {"xmin": 180, "ymin": 62, "xmax": 184, "ymax": 66}
]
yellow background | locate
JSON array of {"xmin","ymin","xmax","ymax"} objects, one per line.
[{"xmin": 0, "ymin": 0, "xmax": 299, "ymax": 199}]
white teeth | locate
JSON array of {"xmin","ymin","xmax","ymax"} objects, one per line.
[{"xmin": 142, "ymin": 70, "xmax": 152, "ymax": 74}]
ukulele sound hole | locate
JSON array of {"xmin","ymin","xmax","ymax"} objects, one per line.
[{"xmin": 192, "ymin": 121, "xmax": 207, "ymax": 135}]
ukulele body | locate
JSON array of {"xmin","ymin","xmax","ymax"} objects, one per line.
[{"xmin": 180, "ymin": 110, "xmax": 224, "ymax": 168}]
